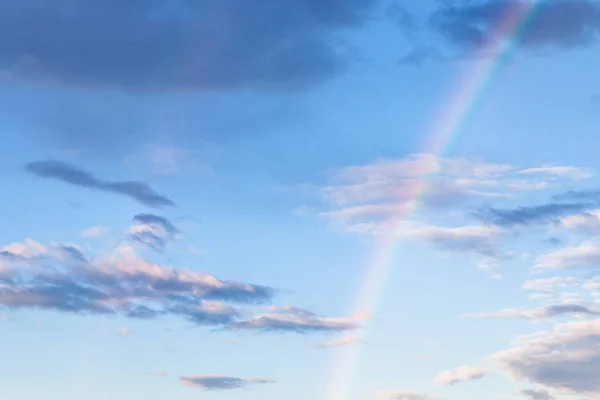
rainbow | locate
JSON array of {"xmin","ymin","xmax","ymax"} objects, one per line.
[{"xmin": 323, "ymin": 2, "xmax": 541, "ymax": 399}]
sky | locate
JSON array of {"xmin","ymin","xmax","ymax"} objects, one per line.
[{"xmin": 2, "ymin": 1, "xmax": 600, "ymax": 400}]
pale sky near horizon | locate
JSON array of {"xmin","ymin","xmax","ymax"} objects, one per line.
[{"xmin": 2, "ymin": 1, "xmax": 600, "ymax": 400}]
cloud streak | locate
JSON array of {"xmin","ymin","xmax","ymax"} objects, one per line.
[
  {"xmin": 180, "ymin": 375, "xmax": 275, "ymax": 391},
  {"xmin": 26, "ymin": 161, "xmax": 174, "ymax": 208}
]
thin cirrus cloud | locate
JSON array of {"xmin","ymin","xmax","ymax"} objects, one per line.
[
  {"xmin": 462, "ymin": 304, "xmax": 600, "ymax": 320},
  {"xmin": 377, "ymin": 390, "xmax": 438, "ymax": 400},
  {"xmin": 80, "ymin": 226, "xmax": 109, "ymax": 238},
  {"xmin": 433, "ymin": 365, "xmax": 488, "ymax": 386},
  {"xmin": 313, "ymin": 336, "xmax": 367, "ymax": 348},
  {"xmin": 180, "ymin": 375, "xmax": 275, "ymax": 391},
  {"xmin": 127, "ymin": 213, "xmax": 181, "ymax": 252},
  {"xmin": 312, "ymin": 154, "xmax": 587, "ymax": 230},
  {"xmin": 0, "ymin": 0, "xmax": 379, "ymax": 91},
  {"xmin": 25, "ymin": 160, "xmax": 174, "ymax": 208},
  {"xmin": 0, "ymin": 235, "xmax": 358, "ymax": 334},
  {"xmin": 230, "ymin": 305, "xmax": 360, "ymax": 333}
]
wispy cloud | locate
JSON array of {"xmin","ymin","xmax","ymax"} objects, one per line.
[
  {"xmin": 25, "ymin": 161, "xmax": 174, "ymax": 208},
  {"xmin": 313, "ymin": 336, "xmax": 367, "ymax": 348},
  {"xmin": 127, "ymin": 214, "xmax": 180, "ymax": 252},
  {"xmin": 377, "ymin": 390, "xmax": 439, "ymax": 400},
  {"xmin": 81, "ymin": 226, "xmax": 109, "ymax": 238},
  {"xmin": 463, "ymin": 304, "xmax": 600, "ymax": 320},
  {"xmin": 230, "ymin": 305, "xmax": 359, "ymax": 334},
  {"xmin": 180, "ymin": 375, "xmax": 275, "ymax": 391},
  {"xmin": 144, "ymin": 371, "xmax": 168, "ymax": 377},
  {"xmin": 433, "ymin": 365, "xmax": 488, "ymax": 386}
]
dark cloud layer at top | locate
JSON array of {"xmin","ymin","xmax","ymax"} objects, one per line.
[
  {"xmin": 430, "ymin": 0, "xmax": 600, "ymax": 54},
  {"xmin": 25, "ymin": 161, "xmax": 174, "ymax": 208},
  {"xmin": 0, "ymin": 0, "xmax": 378, "ymax": 91}
]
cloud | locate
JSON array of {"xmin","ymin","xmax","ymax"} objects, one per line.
[
  {"xmin": 311, "ymin": 154, "xmax": 587, "ymax": 233},
  {"xmin": 463, "ymin": 304, "xmax": 600, "ymax": 320},
  {"xmin": 25, "ymin": 161, "xmax": 174, "ymax": 208},
  {"xmin": 377, "ymin": 390, "xmax": 438, "ymax": 400},
  {"xmin": 180, "ymin": 375, "xmax": 275, "ymax": 391},
  {"xmin": 128, "ymin": 214, "xmax": 180, "ymax": 252},
  {"xmin": 559, "ymin": 209, "xmax": 600, "ymax": 234},
  {"xmin": 520, "ymin": 389, "xmax": 555, "ymax": 400},
  {"xmin": 430, "ymin": 0, "xmax": 600, "ymax": 55},
  {"xmin": 0, "ymin": 241, "xmax": 271, "ymax": 319},
  {"xmin": 145, "ymin": 371, "xmax": 168, "ymax": 377},
  {"xmin": 492, "ymin": 319, "xmax": 600, "ymax": 394},
  {"xmin": 535, "ymin": 239, "xmax": 600, "ymax": 269},
  {"xmin": 475, "ymin": 202, "xmax": 594, "ymax": 227},
  {"xmin": 230, "ymin": 305, "xmax": 359, "ymax": 333},
  {"xmin": 433, "ymin": 365, "xmax": 488, "ymax": 386},
  {"xmin": 555, "ymin": 189, "xmax": 600, "ymax": 202},
  {"xmin": 400, "ymin": 224, "xmax": 507, "ymax": 258},
  {"xmin": 522, "ymin": 277, "xmax": 580, "ymax": 293},
  {"xmin": 1, "ymin": 239, "xmax": 353, "ymax": 334},
  {"xmin": 314, "ymin": 336, "xmax": 366, "ymax": 348},
  {"xmin": 81, "ymin": 226, "xmax": 109, "ymax": 238},
  {"xmin": 0, "ymin": 0, "xmax": 379, "ymax": 91},
  {"xmin": 119, "ymin": 327, "xmax": 132, "ymax": 336}
]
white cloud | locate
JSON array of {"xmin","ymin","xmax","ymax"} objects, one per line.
[
  {"xmin": 463, "ymin": 304, "xmax": 600, "ymax": 320},
  {"xmin": 492, "ymin": 319, "xmax": 600, "ymax": 394},
  {"xmin": 377, "ymin": 390, "xmax": 438, "ymax": 400},
  {"xmin": 517, "ymin": 166, "xmax": 591, "ymax": 180},
  {"xmin": 318, "ymin": 155, "xmax": 587, "ymax": 224},
  {"xmin": 522, "ymin": 277, "xmax": 580, "ymax": 292},
  {"xmin": 559, "ymin": 210, "xmax": 600, "ymax": 234},
  {"xmin": 535, "ymin": 240, "xmax": 600, "ymax": 269},
  {"xmin": 433, "ymin": 365, "xmax": 488, "ymax": 386},
  {"xmin": 314, "ymin": 336, "xmax": 366, "ymax": 348},
  {"xmin": 81, "ymin": 226, "xmax": 108, "ymax": 238},
  {"xmin": 145, "ymin": 371, "xmax": 168, "ymax": 377}
]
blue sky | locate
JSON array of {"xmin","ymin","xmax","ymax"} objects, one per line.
[{"xmin": 2, "ymin": 1, "xmax": 600, "ymax": 400}]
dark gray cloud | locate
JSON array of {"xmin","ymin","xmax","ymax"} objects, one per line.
[
  {"xmin": 0, "ymin": 0, "xmax": 379, "ymax": 91},
  {"xmin": 520, "ymin": 389, "xmax": 555, "ymax": 400},
  {"xmin": 128, "ymin": 214, "xmax": 180, "ymax": 252},
  {"xmin": 180, "ymin": 375, "xmax": 275, "ymax": 391},
  {"xmin": 475, "ymin": 202, "xmax": 594, "ymax": 226},
  {"xmin": 431, "ymin": 0, "xmax": 600, "ymax": 54},
  {"xmin": 25, "ymin": 160, "xmax": 174, "ymax": 208}
]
